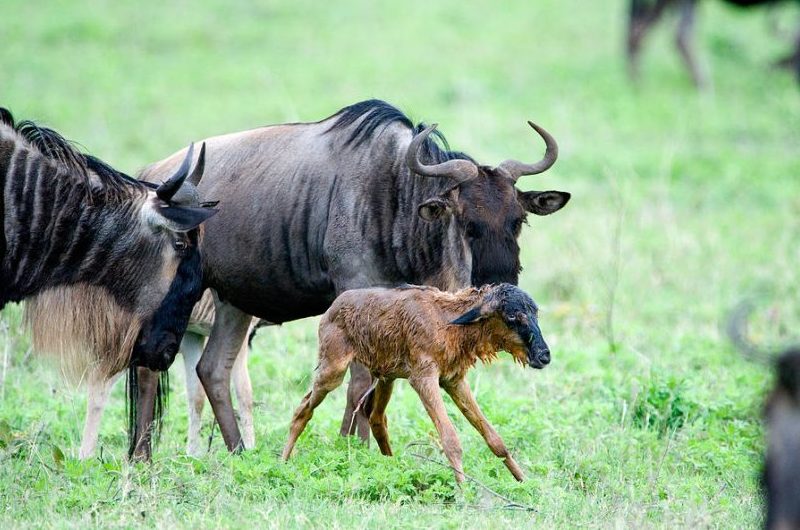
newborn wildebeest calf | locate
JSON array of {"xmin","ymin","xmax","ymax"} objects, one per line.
[{"xmin": 282, "ymin": 283, "xmax": 551, "ymax": 483}]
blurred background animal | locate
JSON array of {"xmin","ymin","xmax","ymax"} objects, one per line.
[
  {"xmin": 728, "ymin": 302, "xmax": 800, "ymax": 529},
  {"xmin": 627, "ymin": 0, "xmax": 800, "ymax": 87}
]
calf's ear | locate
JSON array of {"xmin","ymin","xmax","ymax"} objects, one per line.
[
  {"xmin": 450, "ymin": 306, "xmax": 483, "ymax": 325},
  {"xmin": 155, "ymin": 205, "xmax": 218, "ymax": 232},
  {"xmin": 518, "ymin": 190, "xmax": 570, "ymax": 216}
]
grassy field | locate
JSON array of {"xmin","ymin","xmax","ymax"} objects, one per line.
[{"xmin": 2, "ymin": 0, "xmax": 800, "ymax": 527}]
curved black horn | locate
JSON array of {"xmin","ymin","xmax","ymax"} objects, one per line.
[
  {"xmin": 726, "ymin": 300, "xmax": 774, "ymax": 365},
  {"xmin": 187, "ymin": 142, "xmax": 206, "ymax": 187},
  {"xmin": 497, "ymin": 121, "xmax": 559, "ymax": 183},
  {"xmin": 406, "ymin": 124, "xmax": 478, "ymax": 185},
  {"xmin": 156, "ymin": 143, "xmax": 195, "ymax": 202}
]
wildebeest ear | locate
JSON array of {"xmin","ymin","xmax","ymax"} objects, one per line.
[
  {"xmin": 518, "ymin": 190, "xmax": 571, "ymax": 216},
  {"xmin": 418, "ymin": 197, "xmax": 451, "ymax": 222},
  {"xmin": 155, "ymin": 205, "xmax": 219, "ymax": 232},
  {"xmin": 450, "ymin": 306, "xmax": 483, "ymax": 325}
]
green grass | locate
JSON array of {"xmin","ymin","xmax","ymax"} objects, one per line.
[{"xmin": 2, "ymin": 0, "xmax": 800, "ymax": 527}]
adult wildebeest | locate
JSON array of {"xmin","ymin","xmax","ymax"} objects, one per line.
[
  {"xmin": 74, "ymin": 290, "xmax": 256, "ymax": 459},
  {"xmin": 728, "ymin": 302, "xmax": 800, "ymax": 529},
  {"xmin": 627, "ymin": 0, "xmax": 800, "ymax": 87},
  {"xmin": 0, "ymin": 108, "xmax": 217, "ymax": 457},
  {"xmin": 138, "ymin": 99, "xmax": 570, "ymax": 454}
]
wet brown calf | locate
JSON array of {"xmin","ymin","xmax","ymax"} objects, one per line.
[{"xmin": 282, "ymin": 283, "xmax": 551, "ymax": 483}]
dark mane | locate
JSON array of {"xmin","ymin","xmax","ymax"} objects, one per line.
[
  {"xmin": 326, "ymin": 99, "xmax": 476, "ymax": 165},
  {"xmin": 0, "ymin": 107, "xmax": 143, "ymax": 196}
]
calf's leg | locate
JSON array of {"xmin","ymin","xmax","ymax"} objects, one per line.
[
  {"xmin": 283, "ymin": 330, "xmax": 353, "ymax": 460},
  {"xmin": 181, "ymin": 332, "xmax": 207, "ymax": 457},
  {"xmin": 368, "ymin": 379, "xmax": 395, "ymax": 456},
  {"xmin": 444, "ymin": 378, "xmax": 525, "ymax": 482},
  {"xmin": 409, "ymin": 375, "xmax": 465, "ymax": 484},
  {"xmin": 196, "ymin": 298, "xmax": 252, "ymax": 452},
  {"xmin": 79, "ymin": 371, "xmax": 122, "ymax": 459}
]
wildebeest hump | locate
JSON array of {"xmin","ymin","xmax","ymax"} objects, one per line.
[{"xmin": 141, "ymin": 125, "xmax": 339, "ymax": 323}]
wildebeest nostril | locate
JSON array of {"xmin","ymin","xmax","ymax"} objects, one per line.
[{"xmin": 538, "ymin": 349, "xmax": 551, "ymax": 364}]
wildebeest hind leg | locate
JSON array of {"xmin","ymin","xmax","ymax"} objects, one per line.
[
  {"xmin": 196, "ymin": 298, "xmax": 252, "ymax": 452},
  {"xmin": 339, "ymin": 361, "xmax": 373, "ymax": 442},
  {"xmin": 368, "ymin": 379, "xmax": 395, "ymax": 456},
  {"xmin": 675, "ymin": 0, "xmax": 707, "ymax": 89},
  {"xmin": 232, "ymin": 328, "xmax": 255, "ymax": 450},
  {"xmin": 181, "ymin": 332, "xmax": 207, "ymax": 457}
]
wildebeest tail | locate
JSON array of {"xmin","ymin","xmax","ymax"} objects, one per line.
[{"xmin": 726, "ymin": 300, "xmax": 774, "ymax": 364}]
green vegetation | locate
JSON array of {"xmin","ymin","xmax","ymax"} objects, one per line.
[{"xmin": 1, "ymin": 0, "xmax": 799, "ymax": 527}]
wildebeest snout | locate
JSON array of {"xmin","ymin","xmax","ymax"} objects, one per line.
[{"xmin": 528, "ymin": 323, "xmax": 550, "ymax": 369}]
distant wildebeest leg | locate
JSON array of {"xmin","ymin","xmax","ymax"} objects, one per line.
[
  {"xmin": 131, "ymin": 367, "xmax": 160, "ymax": 460},
  {"xmin": 444, "ymin": 379, "xmax": 525, "ymax": 482},
  {"xmin": 409, "ymin": 374, "xmax": 466, "ymax": 484},
  {"xmin": 339, "ymin": 362, "xmax": 374, "ymax": 441},
  {"xmin": 196, "ymin": 299, "xmax": 252, "ymax": 452},
  {"xmin": 675, "ymin": 0, "xmax": 708, "ymax": 88},
  {"xmin": 282, "ymin": 330, "xmax": 354, "ymax": 460},
  {"xmin": 78, "ymin": 371, "xmax": 122, "ymax": 459},
  {"xmin": 231, "ymin": 334, "xmax": 255, "ymax": 449},
  {"xmin": 628, "ymin": 0, "xmax": 673, "ymax": 81},
  {"xmin": 368, "ymin": 379, "xmax": 395, "ymax": 456},
  {"xmin": 181, "ymin": 333, "xmax": 207, "ymax": 457}
]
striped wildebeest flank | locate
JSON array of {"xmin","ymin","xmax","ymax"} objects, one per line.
[
  {"xmin": 627, "ymin": 0, "xmax": 800, "ymax": 88},
  {"xmin": 138, "ymin": 99, "xmax": 571, "ymax": 454},
  {"xmin": 728, "ymin": 302, "xmax": 800, "ymax": 529},
  {"xmin": 0, "ymin": 108, "xmax": 218, "ymax": 459},
  {"xmin": 77, "ymin": 290, "xmax": 256, "ymax": 459}
]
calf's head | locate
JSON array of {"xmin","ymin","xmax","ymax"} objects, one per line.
[
  {"xmin": 451, "ymin": 283, "xmax": 550, "ymax": 368},
  {"xmin": 407, "ymin": 122, "xmax": 570, "ymax": 286}
]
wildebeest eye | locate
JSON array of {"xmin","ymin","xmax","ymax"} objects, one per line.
[{"xmin": 173, "ymin": 239, "xmax": 188, "ymax": 251}]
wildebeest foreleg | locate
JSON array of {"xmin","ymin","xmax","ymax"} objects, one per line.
[
  {"xmin": 444, "ymin": 378, "xmax": 525, "ymax": 482},
  {"xmin": 409, "ymin": 375, "xmax": 465, "ymax": 484},
  {"xmin": 196, "ymin": 299, "xmax": 251, "ymax": 452},
  {"xmin": 339, "ymin": 362, "xmax": 373, "ymax": 441},
  {"xmin": 368, "ymin": 379, "xmax": 395, "ymax": 456},
  {"xmin": 131, "ymin": 367, "xmax": 159, "ymax": 460},
  {"xmin": 78, "ymin": 371, "xmax": 122, "ymax": 459}
]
